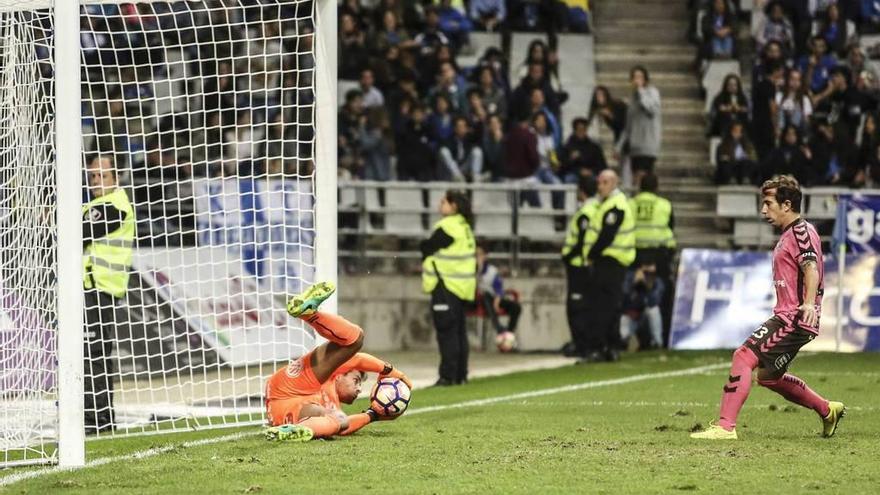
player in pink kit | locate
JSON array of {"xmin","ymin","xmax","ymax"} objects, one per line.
[{"xmin": 691, "ymin": 176, "xmax": 846, "ymax": 440}]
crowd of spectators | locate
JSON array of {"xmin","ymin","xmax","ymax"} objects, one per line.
[
  {"xmin": 73, "ymin": 0, "xmax": 316, "ymax": 197},
  {"xmin": 693, "ymin": 0, "xmax": 880, "ymax": 188},
  {"xmin": 336, "ymin": 0, "xmax": 604, "ymax": 203}
]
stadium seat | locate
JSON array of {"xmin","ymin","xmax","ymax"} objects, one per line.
[
  {"xmin": 703, "ymin": 60, "xmax": 740, "ymax": 113},
  {"xmin": 805, "ymin": 187, "xmax": 840, "ymax": 220},
  {"xmin": 518, "ymin": 206, "xmax": 559, "ymax": 239},
  {"xmin": 733, "ymin": 219, "xmax": 774, "ymax": 247},
  {"xmin": 384, "ymin": 187, "xmax": 425, "ymax": 236},
  {"xmin": 709, "ymin": 137, "xmax": 721, "ymax": 167},
  {"xmin": 717, "ymin": 186, "xmax": 758, "ymax": 217}
]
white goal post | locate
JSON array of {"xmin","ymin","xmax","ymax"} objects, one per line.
[{"xmin": 0, "ymin": 0, "xmax": 336, "ymax": 468}]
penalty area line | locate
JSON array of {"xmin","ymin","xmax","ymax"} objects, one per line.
[{"xmin": 0, "ymin": 361, "xmax": 728, "ymax": 487}]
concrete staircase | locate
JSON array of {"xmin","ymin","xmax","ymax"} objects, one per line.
[{"xmin": 592, "ymin": 0, "xmax": 722, "ymax": 247}]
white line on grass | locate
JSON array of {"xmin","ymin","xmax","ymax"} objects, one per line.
[
  {"xmin": 0, "ymin": 361, "xmax": 728, "ymax": 487},
  {"xmin": 405, "ymin": 362, "xmax": 730, "ymax": 416},
  {"xmin": 0, "ymin": 431, "xmax": 255, "ymax": 487}
]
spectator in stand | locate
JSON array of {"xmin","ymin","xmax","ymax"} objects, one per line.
[
  {"xmin": 588, "ymin": 85, "xmax": 628, "ymax": 142},
  {"xmin": 476, "ymin": 46, "xmax": 511, "ymax": 94},
  {"xmin": 701, "ymin": 0, "xmax": 737, "ymax": 60},
  {"xmin": 474, "ymin": 65, "xmax": 508, "ymax": 119},
  {"xmin": 482, "ymin": 114, "xmax": 507, "ymax": 180},
  {"xmin": 756, "ymin": 1, "xmax": 795, "ymax": 54},
  {"xmin": 429, "ymin": 61, "xmax": 468, "ymax": 113},
  {"xmin": 561, "ymin": 117, "xmax": 607, "ymax": 182},
  {"xmin": 508, "ymin": 0, "xmax": 568, "ymax": 32},
  {"xmin": 358, "ymin": 69, "xmax": 385, "ymax": 109},
  {"xmin": 465, "ymin": 88, "xmax": 489, "ymax": 138},
  {"xmin": 387, "ymin": 75, "xmax": 420, "ymax": 130},
  {"xmin": 797, "ymin": 35, "xmax": 838, "ymax": 95},
  {"xmin": 708, "ymin": 74, "xmax": 750, "ymax": 137},
  {"xmin": 752, "ymin": 40, "xmax": 787, "ymax": 91},
  {"xmin": 415, "ymin": 7, "xmax": 451, "ymax": 70},
  {"xmin": 397, "ymin": 105, "xmax": 438, "ymax": 181},
  {"xmin": 857, "ymin": 111, "xmax": 880, "ymax": 183},
  {"xmin": 526, "ymin": 88, "xmax": 562, "ymax": 146},
  {"xmin": 339, "ymin": 90, "xmax": 365, "ymax": 179},
  {"xmin": 339, "ymin": 12, "xmax": 368, "ymax": 80},
  {"xmin": 845, "ymin": 45, "xmax": 880, "ymax": 94},
  {"xmin": 359, "ymin": 108, "xmax": 394, "ymax": 181},
  {"xmin": 861, "ymin": 0, "xmax": 880, "ymax": 34},
  {"xmin": 517, "ymin": 39, "xmax": 566, "ymax": 107},
  {"xmin": 619, "ymin": 260, "xmax": 665, "ymax": 351},
  {"xmin": 436, "ymin": 0, "xmax": 474, "ymax": 52},
  {"xmin": 439, "ymin": 116, "xmax": 484, "ymax": 182},
  {"xmin": 716, "ymin": 121, "xmax": 759, "ymax": 185},
  {"xmin": 809, "ymin": 117, "xmax": 857, "ymax": 185},
  {"xmin": 560, "ymin": 0, "xmax": 591, "ymax": 33},
  {"xmin": 533, "ymin": 112, "xmax": 561, "ymax": 178},
  {"xmin": 469, "ymin": 0, "xmax": 506, "ymax": 31},
  {"xmin": 511, "ymin": 62, "xmax": 560, "ymax": 121},
  {"xmin": 502, "ymin": 116, "xmax": 540, "ymax": 181},
  {"xmin": 774, "ymin": 68, "xmax": 813, "ymax": 137},
  {"xmin": 339, "ymin": 0, "xmax": 370, "ymax": 31},
  {"xmin": 813, "ymin": 66, "xmax": 872, "ymax": 139},
  {"xmin": 426, "ymin": 94, "xmax": 455, "ymax": 145},
  {"xmin": 760, "ymin": 124, "xmax": 811, "ymax": 183},
  {"xmin": 752, "ymin": 62, "xmax": 787, "ymax": 159},
  {"xmin": 816, "ymin": 4, "xmax": 856, "ymax": 57},
  {"xmin": 371, "ymin": 9, "xmax": 418, "ymax": 55},
  {"xmin": 223, "ymin": 110, "xmax": 263, "ymax": 176},
  {"xmin": 616, "ymin": 65, "xmax": 662, "ymax": 182}
]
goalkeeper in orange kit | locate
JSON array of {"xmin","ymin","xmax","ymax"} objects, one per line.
[{"xmin": 264, "ymin": 281, "xmax": 413, "ymax": 442}]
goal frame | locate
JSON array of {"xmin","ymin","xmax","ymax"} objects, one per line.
[{"xmin": 1, "ymin": 0, "xmax": 337, "ymax": 468}]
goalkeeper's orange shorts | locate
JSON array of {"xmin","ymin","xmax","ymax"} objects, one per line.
[{"xmin": 266, "ymin": 394, "xmax": 325, "ymax": 426}]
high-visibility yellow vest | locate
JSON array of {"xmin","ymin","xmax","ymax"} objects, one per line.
[
  {"xmin": 82, "ymin": 188, "xmax": 135, "ymax": 298},
  {"xmin": 561, "ymin": 198, "xmax": 599, "ymax": 267},
  {"xmin": 587, "ymin": 190, "xmax": 636, "ymax": 267},
  {"xmin": 422, "ymin": 214, "xmax": 476, "ymax": 301},
  {"xmin": 630, "ymin": 192, "xmax": 676, "ymax": 249}
]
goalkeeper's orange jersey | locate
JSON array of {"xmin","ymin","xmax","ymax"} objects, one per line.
[{"xmin": 264, "ymin": 351, "xmax": 388, "ymax": 426}]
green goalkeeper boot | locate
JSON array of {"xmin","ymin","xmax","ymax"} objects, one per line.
[
  {"xmin": 287, "ymin": 281, "xmax": 336, "ymax": 317},
  {"xmin": 265, "ymin": 424, "xmax": 314, "ymax": 442}
]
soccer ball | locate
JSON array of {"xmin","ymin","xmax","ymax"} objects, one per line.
[
  {"xmin": 496, "ymin": 331, "xmax": 516, "ymax": 353},
  {"xmin": 370, "ymin": 377, "xmax": 411, "ymax": 417}
]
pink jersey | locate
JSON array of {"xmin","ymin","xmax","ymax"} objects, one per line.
[{"xmin": 772, "ymin": 218, "xmax": 824, "ymax": 333}]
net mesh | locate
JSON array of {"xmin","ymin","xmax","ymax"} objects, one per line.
[
  {"xmin": 0, "ymin": 2, "xmax": 57, "ymax": 466},
  {"xmin": 2, "ymin": 0, "xmax": 319, "ymax": 466}
]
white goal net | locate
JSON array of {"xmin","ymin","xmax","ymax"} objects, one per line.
[{"xmin": 1, "ymin": 0, "xmax": 332, "ymax": 467}]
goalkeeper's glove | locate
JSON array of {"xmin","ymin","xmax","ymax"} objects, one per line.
[{"xmin": 378, "ymin": 363, "xmax": 413, "ymax": 390}]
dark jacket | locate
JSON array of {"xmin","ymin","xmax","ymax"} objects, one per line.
[
  {"xmin": 502, "ymin": 124, "xmax": 539, "ymax": 179},
  {"xmin": 561, "ymin": 135, "xmax": 607, "ymax": 178}
]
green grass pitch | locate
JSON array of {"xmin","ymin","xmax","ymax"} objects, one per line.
[{"xmin": 3, "ymin": 351, "xmax": 878, "ymax": 494}]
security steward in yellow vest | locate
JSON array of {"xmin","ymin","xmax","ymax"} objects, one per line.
[
  {"xmin": 560, "ymin": 175, "xmax": 599, "ymax": 358},
  {"xmin": 83, "ymin": 155, "xmax": 135, "ymax": 434},
  {"xmin": 629, "ymin": 173, "xmax": 676, "ymax": 345},
  {"xmin": 582, "ymin": 170, "xmax": 635, "ymax": 363},
  {"xmin": 421, "ymin": 190, "xmax": 476, "ymax": 386}
]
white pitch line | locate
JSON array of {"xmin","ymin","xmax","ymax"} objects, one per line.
[
  {"xmin": 0, "ymin": 361, "xmax": 728, "ymax": 487},
  {"xmin": 0, "ymin": 431, "xmax": 255, "ymax": 487},
  {"xmin": 405, "ymin": 361, "xmax": 730, "ymax": 416}
]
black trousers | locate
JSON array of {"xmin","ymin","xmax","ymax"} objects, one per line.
[
  {"xmin": 584, "ymin": 258, "xmax": 627, "ymax": 353},
  {"xmin": 84, "ymin": 288, "xmax": 118, "ymax": 434},
  {"xmin": 432, "ymin": 285, "xmax": 468, "ymax": 383},
  {"xmin": 565, "ymin": 265, "xmax": 592, "ymax": 356},
  {"xmin": 480, "ymin": 292, "xmax": 522, "ymax": 334}
]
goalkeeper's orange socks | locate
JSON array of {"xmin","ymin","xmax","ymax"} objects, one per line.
[
  {"xmin": 303, "ymin": 311, "xmax": 363, "ymax": 347},
  {"xmin": 298, "ymin": 415, "xmax": 342, "ymax": 439},
  {"xmin": 339, "ymin": 413, "xmax": 373, "ymax": 436}
]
